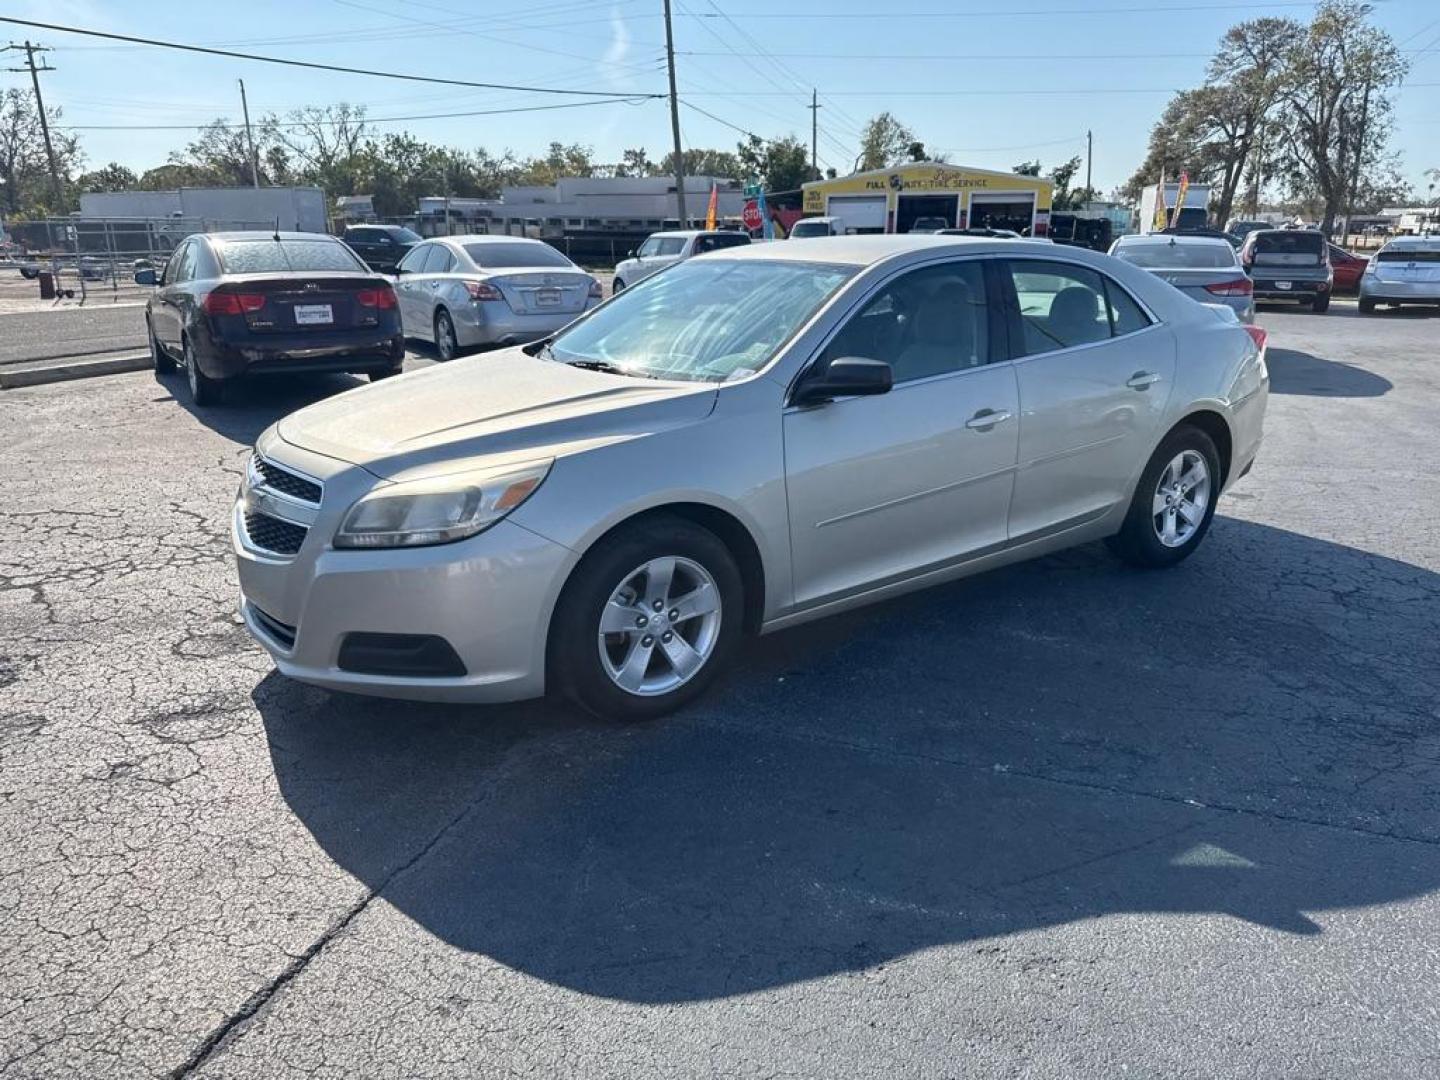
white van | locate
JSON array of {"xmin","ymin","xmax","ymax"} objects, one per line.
[{"xmin": 789, "ymin": 216, "xmax": 845, "ymax": 239}]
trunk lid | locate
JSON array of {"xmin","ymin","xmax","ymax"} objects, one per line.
[
  {"xmin": 490, "ymin": 269, "xmax": 592, "ymax": 315},
  {"xmin": 213, "ymin": 274, "xmax": 392, "ymax": 333}
]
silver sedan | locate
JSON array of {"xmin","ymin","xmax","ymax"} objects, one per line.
[
  {"xmin": 392, "ymin": 234, "xmax": 602, "ymax": 359},
  {"xmin": 1109, "ymin": 234, "xmax": 1255, "ymax": 324},
  {"xmin": 235, "ymin": 236, "xmax": 1269, "ymax": 719}
]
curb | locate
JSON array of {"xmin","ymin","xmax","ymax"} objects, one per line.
[{"xmin": 0, "ymin": 351, "xmax": 152, "ymax": 389}]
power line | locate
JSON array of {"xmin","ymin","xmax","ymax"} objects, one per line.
[
  {"xmin": 0, "ymin": 16, "xmax": 663, "ymax": 99},
  {"xmin": 52, "ymin": 97, "xmax": 651, "ymax": 132},
  {"xmin": 673, "ymin": 0, "xmax": 1363, "ymax": 17}
]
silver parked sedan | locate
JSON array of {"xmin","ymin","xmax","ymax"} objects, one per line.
[
  {"xmin": 1109, "ymin": 234, "xmax": 1255, "ymax": 324},
  {"xmin": 1358, "ymin": 236, "xmax": 1440, "ymax": 312},
  {"xmin": 393, "ymin": 235, "xmax": 602, "ymax": 359},
  {"xmin": 235, "ymin": 236, "xmax": 1269, "ymax": 719}
]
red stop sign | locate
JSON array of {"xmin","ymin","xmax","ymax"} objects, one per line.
[{"xmin": 742, "ymin": 200, "xmax": 762, "ymax": 230}]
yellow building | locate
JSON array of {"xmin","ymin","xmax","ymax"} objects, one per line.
[{"xmin": 801, "ymin": 162, "xmax": 1056, "ymax": 236}]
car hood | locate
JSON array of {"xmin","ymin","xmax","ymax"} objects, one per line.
[{"xmin": 276, "ymin": 349, "xmax": 718, "ymax": 481}]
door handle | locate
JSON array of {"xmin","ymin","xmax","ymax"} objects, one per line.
[
  {"xmin": 965, "ymin": 408, "xmax": 1012, "ymax": 430},
  {"xmin": 1126, "ymin": 370, "xmax": 1162, "ymax": 390}
]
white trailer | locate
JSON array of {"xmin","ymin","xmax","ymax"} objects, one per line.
[
  {"xmin": 78, "ymin": 187, "xmax": 329, "ymax": 233},
  {"xmin": 1137, "ymin": 182, "xmax": 1212, "ymax": 234}
]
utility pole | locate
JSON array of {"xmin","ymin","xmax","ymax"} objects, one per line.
[
  {"xmin": 809, "ymin": 89, "xmax": 821, "ymax": 178},
  {"xmin": 4, "ymin": 41, "xmax": 62, "ymax": 208},
  {"xmin": 1084, "ymin": 130, "xmax": 1093, "ymax": 208},
  {"xmin": 238, "ymin": 79, "xmax": 260, "ymax": 189},
  {"xmin": 662, "ymin": 0, "xmax": 687, "ymax": 227},
  {"xmin": 1342, "ymin": 77, "xmax": 1373, "ymax": 245}
]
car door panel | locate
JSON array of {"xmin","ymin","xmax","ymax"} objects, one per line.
[
  {"xmin": 1002, "ymin": 259, "xmax": 1176, "ymax": 539},
  {"xmin": 783, "ymin": 258, "xmax": 1019, "ymax": 609}
]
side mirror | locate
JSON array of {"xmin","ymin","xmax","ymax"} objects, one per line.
[
  {"xmin": 133, "ymin": 268, "xmax": 157, "ymax": 286},
  {"xmin": 628, "ymin": 249, "xmax": 637, "ymax": 258},
  {"xmin": 792, "ymin": 357, "xmax": 893, "ymax": 407},
  {"xmin": 394, "ymin": 265, "xmax": 408, "ymax": 276}
]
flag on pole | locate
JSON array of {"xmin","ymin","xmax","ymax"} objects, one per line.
[
  {"xmin": 1170, "ymin": 171, "xmax": 1191, "ymax": 229},
  {"xmin": 1152, "ymin": 171, "xmax": 1170, "ymax": 232},
  {"xmin": 756, "ymin": 186, "xmax": 774, "ymax": 240},
  {"xmin": 705, "ymin": 182, "xmax": 718, "ymax": 231}
]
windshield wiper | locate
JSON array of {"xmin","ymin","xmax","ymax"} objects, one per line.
[{"xmin": 563, "ymin": 359, "xmax": 662, "ymax": 379}]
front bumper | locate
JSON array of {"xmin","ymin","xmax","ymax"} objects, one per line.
[
  {"xmin": 454, "ymin": 300, "xmax": 599, "ymax": 348},
  {"xmin": 233, "ymin": 439, "xmax": 574, "ymax": 703}
]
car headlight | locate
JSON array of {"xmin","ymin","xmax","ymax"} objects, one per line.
[{"xmin": 334, "ymin": 460, "xmax": 551, "ymax": 549}]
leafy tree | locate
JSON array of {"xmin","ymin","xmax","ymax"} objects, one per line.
[
  {"xmin": 1273, "ymin": 0, "xmax": 1407, "ymax": 232},
  {"xmin": 273, "ymin": 103, "xmax": 372, "ymax": 196},
  {"xmin": 1012, "ymin": 160, "xmax": 1042, "ymax": 177},
  {"xmin": 735, "ymin": 134, "xmax": 815, "ymax": 195},
  {"xmin": 856, "ymin": 112, "xmax": 916, "ymax": 171},
  {"xmin": 658, "ymin": 148, "xmax": 742, "ymax": 179},
  {"xmin": 510, "ymin": 143, "xmax": 596, "ymax": 186},
  {"xmin": 169, "ymin": 117, "xmax": 281, "ymax": 187},
  {"xmin": 0, "ymin": 88, "xmax": 82, "ymax": 215},
  {"xmin": 616, "ymin": 147, "xmax": 653, "ymax": 178},
  {"xmin": 76, "ymin": 163, "xmax": 137, "ymax": 193}
]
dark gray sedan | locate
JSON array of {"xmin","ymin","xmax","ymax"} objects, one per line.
[{"xmin": 1109, "ymin": 235, "xmax": 1255, "ymax": 324}]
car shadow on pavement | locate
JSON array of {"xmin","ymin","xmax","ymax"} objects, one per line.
[
  {"xmin": 255, "ymin": 516, "xmax": 1440, "ymax": 1003},
  {"xmin": 1265, "ymin": 347, "xmax": 1392, "ymax": 397},
  {"xmin": 153, "ymin": 367, "xmax": 370, "ymax": 445}
]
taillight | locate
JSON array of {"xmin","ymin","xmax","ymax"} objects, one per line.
[
  {"xmin": 356, "ymin": 287, "xmax": 397, "ymax": 309},
  {"xmin": 588, "ymin": 278, "xmax": 603, "ymax": 299},
  {"xmin": 1205, "ymin": 278, "xmax": 1253, "ymax": 297},
  {"xmin": 1243, "ymin": 325, "xmax": 1267, "ymax": 352},
  {"xmin": 202, "ymin": 292, "xmax": 265, "ymax": 316},
  {"xmin": 465, "ymin": 281, "xmax": 503, "ymax": 301}
]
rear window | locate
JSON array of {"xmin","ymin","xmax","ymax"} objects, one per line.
[
  {"xmin": 1114, "ymin": 241, "xmax": 1236, "ymax": 269},
  {"xmin": 1252, "ymin": 232, "xmax": 1324, "ymax": 254},
  {"xmin": 1377, "ymin": 248, "xmax": 1440, "ymax": 263},
  {"xmin": 462, "ymin": 241, "xmax": 572, "ymax": 269},
  {"xmin": 218, "ymin": 239, "xmax": 364, "ymax": 274},
  {"xmin": 388, "ymin": 227, "xmax": 422, "ymax": 244},
  {"xmin": 790, "ymin": 220, "xmax": 833, "ymax": 238}
]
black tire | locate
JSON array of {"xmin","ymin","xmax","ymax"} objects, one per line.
[
  {"xmin": 1311, "ymin": 292, "xmax": 1330, "ymax": 313},
  {"xmin": 1358, "ymin": 297, "xmax": 1376, "ymax": 314},
  {"xmin": 149, "ymin": 319, "xmax": 177, "ymax": 373},
  {"xmin": 549, "ymin": 516, "xmax": 745, "ymax": 721},
  {"xmin": 1107, "ymin": 424, "xmax": 1222, "ymax": 569},
  {"xmin": 183, "ymin": 336, "xmax": 225, "ymax": 407},
  {"xmin": 368, "ymin": 364, "xmax": 403, "ymax": 382},
  {"xmin": 434, "ymin": 309, "xmax": 459, "ymax": 362},
  {"xmin": 19, "ymin": 267, "xmax": 38, "ymax": 280},
  {"xmin": 611, "ymin": 277, "xmax": 626, "ymax": 295}
]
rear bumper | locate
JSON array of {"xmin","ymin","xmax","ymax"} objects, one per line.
[
  {"xmin": 453, "ymin": 299, "xmax": 600, "ymax": 348},
  {"xmin": 1252, "ymin": 276, "xmax": 1330, "ymax": 301},
  {"xmin": 1359, "ymin": 280, "xmax": 1440, "ymax": 303},
  {"xmin": 197, "ymin": 326, "xmax": 405, "ymax": 379}
]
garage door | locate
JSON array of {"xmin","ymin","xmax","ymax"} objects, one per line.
[{"xmin": 826, "ymin": 194, "xmax": 888, "ymax": 233}]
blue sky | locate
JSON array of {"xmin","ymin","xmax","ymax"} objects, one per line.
[{"xmin": 5, "ymin": 0, "xmax": 1438, "ymax": 198}]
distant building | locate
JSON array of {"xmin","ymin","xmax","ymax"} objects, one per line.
[
  {"xmin": 802, "ymin": 163, "xmax": 1056, "ymax": 235},
  {"xmin": 78, "ymin": 186, "xmax": 328, "ymax": 233},
  {"xmin": 413, "ymin": 176, "xmax": 746, "ymax": 237},
  {"xmin": 1380, "ymin": 207, "xmax": 1440, "ymax": 235},
  {"xmin": 334, "ymin": 195, "xmax": 375, "ymax": 223}
]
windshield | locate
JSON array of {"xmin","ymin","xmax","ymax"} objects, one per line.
[
  {"xmin": 390, "ymin": 227, "xmax": 422, "ymax": 244},
  {"xmin": 638, "ymin": 237, "xmax": 686, "ymax": 257},
  {"xmin": 790, "ymin": 221, "xmax": 832, "ymax": 238},
  {"xmin": 217, "ymin": 239, "xmax": 364, "ymax": 274},
  {"xmin": 1114, "ymin": 240, "xmax": 1236, "ymax": 269},
  {"xmin": 462, "ymin": 241, "xmax": 572, "ymax": 269},
  {"xmin": 550, "ymin": 258, "xmax": 854, "ymax": 382}
]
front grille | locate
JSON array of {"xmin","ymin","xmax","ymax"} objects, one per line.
[
  {"xmin": 249, "ymin": 604, "xmax": 297, "ymax": 649},
  {"xmin": 244, "ymin": 511, "xmax": 307, "ymax": 556},
  {"xmin": 252, "ymin": 453, "xmax": 321, "ymax": 504}
]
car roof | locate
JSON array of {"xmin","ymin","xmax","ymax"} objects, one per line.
[
  {"xmin": 442, "ymin": 234, "xmax": 549, "ymax": 245},
  {"xmin": 204, "ymin": 231, "xmax": 340, "ymax": 242},
  {"xmin": 704, "ymin": 233, "xmax": 1088, "ymax": 267},
  {"xmin": 1380, "ymin": 236, "xmax": 1440, "ymax": 251},
  {"xmin": 1119, "ymin": 234, "xmax": 1232, "ymax": 246}
]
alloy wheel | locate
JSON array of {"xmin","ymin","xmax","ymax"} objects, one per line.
[
  {"xmin": 1152, "ymin": 449, "xmax": 1210, "ymax": 548},
  {"xmin": 436, "ymin": 312, "xmax": 456, "ymax": 361},
  {"xmin": 597, "ymin": 556, "xmax": 722, "ymax": 697}
]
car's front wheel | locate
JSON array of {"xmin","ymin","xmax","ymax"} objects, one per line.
[
  {"xmin": 1107, "ymin": 425, "xmax": 1221, "ymax": 568},
  {"xmin": 550, "ymin": 517, "xmax": 744, "ymax": 720},
  {"xmin": 611, "ymin": 277, "xmax": 626, "ymax": 295},
  {"xmin": 1359, "ymin": 297, "xmax": 1376, "ymax": 314},
  {"xmin": 149, "ymin": 318, "xmax": 176, "ymax": 373}
]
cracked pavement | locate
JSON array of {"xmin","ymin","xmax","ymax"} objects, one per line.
[{"xmin": 2, "ymin": 306, "xmax": 1439, "ymax": 1078}]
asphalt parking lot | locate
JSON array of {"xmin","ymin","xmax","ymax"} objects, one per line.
[{"xmin": 2, "ymin": 302, "xmax": 1439, "ymax": 1078}]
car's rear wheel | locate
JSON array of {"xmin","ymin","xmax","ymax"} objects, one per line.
[
  {"xmin": 149, "ymin": 319, "xmax": 176, "ymax": 373},
  {"xmin": 1311, "ymin": 292, "xmax": 1330, "ymax": 313},
  {"xmin": 368, "ymin": 362, "xmax": 403, "ymax": 382},
  {"xmin": 611, "ymin": 277, "xmax": 626, "ymax": 295},
  {"xmin": 550, "ymin": 517, "xmax": 743, "ymax": 720},
  {"xmin": 183, "ymin": 336, "xmax": 225, "ymax": 407},
  {"xmin": 1359, "ymin": 297, "xmax": 1376, "ymax": 314},
  {"xmin": 434, "ymin": 309, "xmax": 459, "ymax": 362},
  {"xmin": 1107, "ymin": 425, "xmax": 1221, "ymax": 569}
]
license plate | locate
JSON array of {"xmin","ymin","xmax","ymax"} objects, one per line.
[
  {"xmin": 294, "ymin": 303, "xmax": 333, "ymax": 325},
  {"xmin": 535, "ymin": 288, "xmax": 561, "ymax": 307},
  {"xmin": 1274, "ymin": 281, "xmax": 1292, "ymax": 290}
]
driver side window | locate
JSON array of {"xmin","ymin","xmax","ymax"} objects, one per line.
[{"xmin": 821, "ymin": 262, "xmax": 991, "ymax": 384}]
